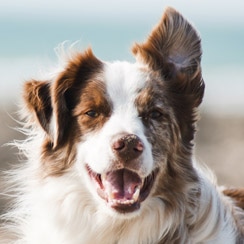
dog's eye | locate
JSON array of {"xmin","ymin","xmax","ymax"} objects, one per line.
[
  {"xmin": 149, "ymin": 110, "xmax": 163, "ymax": 120},
  {"xmin": 85, "ymin": 110, "xmax": 99, "ymax": 118}
]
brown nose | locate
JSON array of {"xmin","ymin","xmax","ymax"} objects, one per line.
[{"xmin": 112, "ymin": 134, "xmax": 144, "ymax": 161}]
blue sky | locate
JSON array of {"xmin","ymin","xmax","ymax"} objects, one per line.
[
  {"xmin": 0, "ymin": 0, "xmax": 243, "ymax": 113},
  {"xmin": 1, "ymin": 0, "xmax": 244, "ymax": 25}
]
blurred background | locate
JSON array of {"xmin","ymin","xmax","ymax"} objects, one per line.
[{"xmin": 0, "ymin": 0, "xmax": 244, "ymax": 211}]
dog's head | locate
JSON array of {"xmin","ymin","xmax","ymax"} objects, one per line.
[{"xmin": 23, "ymin": 7, "xmax": 204, "ymax": 215}]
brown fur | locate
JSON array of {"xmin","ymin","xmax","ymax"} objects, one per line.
[
  {"xmin": 23, "ymin": 49, "xmax": 104, "ymax": 176},
  {"xmin": 133, "ymin": 12, "xmax": 204, "ymax": 240},
  {"xmin": 133, "ymin": 7, "xmax": 204, "ymax": 146},
  {"xmin": 4, "ymin": 7, "xmax": 242, "ymax": 243},
  {"xmin": 224, "ymin": 188, "xmax": 244, "ymax": 210},
  {"xmin": 73, "ymin": 80, "xmax": 112, "ymax": 133}
]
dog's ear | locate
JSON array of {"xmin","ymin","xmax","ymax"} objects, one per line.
[
  {"xmin": 132, "ymin": 7, "xmax": 204, "ymax": 107},
  {"xmin": 23, "ymin": 80, "xmax": 52, "ymax": 134},
  {"xmin": 23, "ymin": 48, "xmax": 103, "ymax": 148}
]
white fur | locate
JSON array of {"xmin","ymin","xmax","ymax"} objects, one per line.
[
  {"xmin": 1, "ymin": 45, "xmax": 243, "ymax": 244},
  {"xmin": 77, "ymin": 62, "xmax": 153, "ymax": 175},
  {"xmin": 1, "ymin": 156, "xmax": 240, "ymax": 243}
]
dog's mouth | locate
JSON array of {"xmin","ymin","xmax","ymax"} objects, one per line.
[{"xmin": 86, "ymin": 165, "xmax": 158, "ymax": 213}]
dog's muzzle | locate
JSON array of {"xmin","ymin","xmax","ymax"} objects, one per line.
[{"xmin": 86, "ymin": 133, "xmax": 158, "ymax": 213}]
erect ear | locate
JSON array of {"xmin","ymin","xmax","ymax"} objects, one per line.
[
  {"xmin": 132, "ymin": 7, "xmax": 204, "ymax": 107},
  {"xmin": 23, "ymin": 48, "xmax": 103, "ymax": 148}
]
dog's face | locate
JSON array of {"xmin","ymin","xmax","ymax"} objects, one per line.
[
  {"xmin": 23, "ymin": 8, "xmax": 204, "ymax": 216},
  {"xmin": 75, "ymin": 62, "xmax": 169, "ymax": 214}
]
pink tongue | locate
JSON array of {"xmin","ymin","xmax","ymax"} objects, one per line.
[{"xmin": 103, "ymin": 169, "xmax": 142, "ymax": 200}]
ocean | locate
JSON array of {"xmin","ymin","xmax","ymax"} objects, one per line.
[{"xmin": 1, "ymin": 18, "xmax": 244, "ymax": 114}]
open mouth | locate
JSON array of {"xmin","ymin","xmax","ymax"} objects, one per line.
[{"xmin": 86, "ymin": 165, "xmax": 158, "ymax": 213}]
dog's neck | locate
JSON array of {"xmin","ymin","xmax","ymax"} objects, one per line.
[{"xmin": 19, "ymin": 170, "xmax": 236, "ymax": 244}]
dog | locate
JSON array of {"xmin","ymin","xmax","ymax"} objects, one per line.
[{"xmin": 1, "ymin": 7, "xmax": 244, "ymax": 244}]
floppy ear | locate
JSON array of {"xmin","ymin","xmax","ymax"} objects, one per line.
[
  {"xmin": 23, "ymin": 80, "xmax": 52, "ymax": 134},
  {"xmin": 132, "ymin": 7, "xmax": 204, "ymax": 107},
  {"xmin": 23, "ymin": 48, "xmax": 103, "ymax": 148}
]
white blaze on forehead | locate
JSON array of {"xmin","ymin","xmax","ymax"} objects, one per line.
[
  {"xmin": 101, "ymin": 61, "xmax": 153, "ymax": 176},
  {"xmin": 104, "ymin": 61, "xmax": 148, "ymax": 111},
  {"xmin": 102, "ymin": 61, "xmax": 149, "ymax": 137}
]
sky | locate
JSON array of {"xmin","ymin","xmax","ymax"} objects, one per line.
[
  {"xmin": 1, "ymin": 0, "xmax": 244, "ymax": 25},
  {"xmin": 0, "ymin": 0, "xmax": 244, "ymax": 114}
]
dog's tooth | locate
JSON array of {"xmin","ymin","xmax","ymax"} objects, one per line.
[
  {"xmin": 132, "ymin": 187, "xmax": 140, "ymax": 202},
  {"xmin": 108, "ymin": 191, "xmax": 115, "ymax": 201},
  {"xmin": 105, "ymin": 185, "xmax": 118, "ymax": 202},
  {"xmin": 117, "ymin": 199, "xmax": 135, "ymax": 205},
  {"xmin": 101, "ymin": 173, "xmax": 106, "ymax": 182}
]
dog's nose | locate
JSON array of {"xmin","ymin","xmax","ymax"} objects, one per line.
[{"xmin": 112, "ymin": 134, "xmax": 144, "ymax": 161}]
